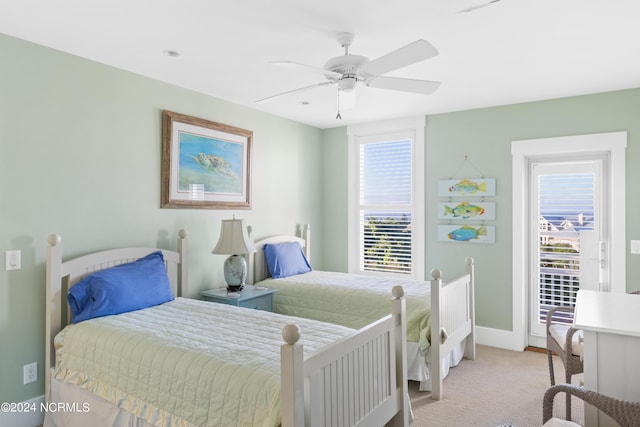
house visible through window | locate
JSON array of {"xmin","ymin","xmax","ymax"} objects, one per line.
[{"xmin": 347, "ymin": 117, "xmax": 425, "ymax": 279}]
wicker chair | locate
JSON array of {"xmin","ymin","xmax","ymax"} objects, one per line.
[
  {"xmin": 546, "ymin": 306, "xmax": 584, "ymax": 420},
  {"xmin": 543, "ymin": 384, "xmax": 640, "ymax": 427}
]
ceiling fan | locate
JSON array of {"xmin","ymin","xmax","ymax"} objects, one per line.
[{"xmin": 256, "ymin": 33, "xmax": 441, "ymax": 118}]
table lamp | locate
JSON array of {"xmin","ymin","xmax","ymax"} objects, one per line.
[{"xmin": 212, "ymin": 217, "xmax": 256, "ymax": 292}]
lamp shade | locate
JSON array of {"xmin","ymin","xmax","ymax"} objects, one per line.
[{"xmin": 212, "ymin": 219, "xmax": 256, "ymax": 255}]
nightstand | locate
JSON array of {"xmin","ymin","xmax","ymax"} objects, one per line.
[{"xmin": 200, "ymin": 285, "xmax": 278, "ymax": 312}]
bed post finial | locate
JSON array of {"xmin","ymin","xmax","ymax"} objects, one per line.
[
  {"xmin": 178, "ymin": 229, "xmax": 188, "ymax": 239},
  {"xmin": 465, "ymin": 256, "xmax": 474, "ymax": 266},
  {"xmin": 48, "ymin": 234, "xmax": 61, "ymax": 246},
  {"xmin": 431, "ymin": 268, "xmax": 441, "ymax": 280},
  {"xmin": 282, "ymin": 324, "xmax": 301, "ymax": 345},
  {"xmin": 392, "ymin": 285, "xmax": 404, "ymax": 299}
]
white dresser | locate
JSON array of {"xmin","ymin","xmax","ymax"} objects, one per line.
[{"xmin": 574, "ymin": 290, "xmax": 640, "ymax": 426}]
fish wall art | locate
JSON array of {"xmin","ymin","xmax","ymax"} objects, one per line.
[
  {"xmin": 438, "ymin": 201, "xmax": 496, "ymax": 220},
  {"xmin": 438, "ymin": 225, "xmax": 496, "ymax": 244},
  {"xmin": 438, "ymin": 178, "xmax": 496, "ymax": 197}
]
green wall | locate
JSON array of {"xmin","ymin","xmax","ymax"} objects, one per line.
[{"xmin": 0, "ymin": 33, "xmax": 324, "ymax": 403}]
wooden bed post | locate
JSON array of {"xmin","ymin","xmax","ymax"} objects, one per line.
[
  {"xmin": 391, "ymin": 285, "xmax": 410, "ymax": 426},
  {"xmin": 45, "ymin": 233, "xmax": 62, "ymax": 400},
  {"xmin": 280, "ymin": 324, "xmax": 304, "ymax": 427},
  {"xmin": 177, "ymin": 229, "xmax": 188, "ymax": 297},
  {"xmin": 300, "ymin": 224, "xmax": 311, "ymax": 261},
  {"xmin": 430, "ymin": 268, "xmax": 444, "ymax": 401},
  {"xmin": 464, "ymin": 256, "xmax": 476, "ymax": 360}
]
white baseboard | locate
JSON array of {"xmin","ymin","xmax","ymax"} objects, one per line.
[
  {"xmin": 0, "ymin": 395, "xmax": 45, "ymax": 427},
  {"xmin": 475, "ymin": 325, "xmax": 524, "ymax": 351}
]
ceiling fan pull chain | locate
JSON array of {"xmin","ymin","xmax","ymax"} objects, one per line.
[{"xmin": 336, "ymin": 90, "xmax": 342, "ymax": 120}]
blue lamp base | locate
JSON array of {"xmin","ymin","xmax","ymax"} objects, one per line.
[{"xmin": 223, "ymin": 254, "xmax": 247, "ymax": 292}]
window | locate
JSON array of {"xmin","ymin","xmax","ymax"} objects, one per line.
[
  {"xmin": 347, "ymin": 117, "xmax": 425, "ymax": 279},
  {"xmin": 532, "ymin": 165, "xmax": 598, "ymax": 336}
]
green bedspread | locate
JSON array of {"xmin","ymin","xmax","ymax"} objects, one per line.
[
  {"xmin": 257, "ymin": 270, "xmax": 432, "ymax": 351},
  {"xmin": 53, "ymin": 297, "xmax": 353, "ymax": 427}
]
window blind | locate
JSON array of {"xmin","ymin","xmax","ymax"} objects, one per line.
[{"xmin": 358, "ymin": 139, "xmax": 413, "ymax": 275}]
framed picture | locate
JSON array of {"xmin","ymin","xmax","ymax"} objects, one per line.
[{"xmin": 161, "ymin": 110, "xmax": 252, "ymax": 209}]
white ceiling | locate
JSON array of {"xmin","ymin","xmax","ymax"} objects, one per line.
[{"xmin": 2, "ymin": 0, "xmax": 640, "ymax": 129}]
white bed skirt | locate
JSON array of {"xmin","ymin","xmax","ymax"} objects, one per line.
[
  {"xmin": 407, "ymin": 339, "xmax": 466, "ymax": 392},
  {"xmin": 44, "ymin": 374, "xmax": 155, "ymax": 427}
]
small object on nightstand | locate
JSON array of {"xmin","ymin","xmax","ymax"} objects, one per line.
[{"xmin": 255, "ymin": 286, "xmax": 267, "ymax": 291}]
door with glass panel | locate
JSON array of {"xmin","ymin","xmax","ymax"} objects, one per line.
[{"xmin": 528, "ymin": 157, "xmax": 606, "ymax": 347}]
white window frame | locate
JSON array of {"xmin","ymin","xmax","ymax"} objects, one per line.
[{"xmin": 347, "ymin": 117, "xmax": 425, "ymax": 280}]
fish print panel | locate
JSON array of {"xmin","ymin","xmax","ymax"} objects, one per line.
[
  {"xmin": 438, "ymin": 201, "xmax": 496, "ymax": 220},
  {"xmin": 438, "ymin": 225, "xmax": 496, "ymax": 244},
  {"xmin": 438, "ymin": 178, "xmax": 496, "ymax": 197}
]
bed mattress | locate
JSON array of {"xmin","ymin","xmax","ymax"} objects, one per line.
[
  {"xmin": 257, "ymin": 270, "xmax": 432, "ymax": 351},
  {"xmin": 52, "ymin": 297, "xmax": 354, "ymax": 427}
]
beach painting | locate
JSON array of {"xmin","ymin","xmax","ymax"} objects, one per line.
[
  {"xmin": 438, "ymin": 201, "xmax": 496, "ymax": 220},
  {"xmin": 438, "ymin": 224, "xmax": 496, "ymax": 244},
  {"xmin": 438, "ymin": 178, "xmax": 496, "ymax": 197},
  {"xmin": 162, "ymin": 110, "xmax": 252, "ymax": 209}
]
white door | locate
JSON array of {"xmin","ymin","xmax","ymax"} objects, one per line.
[
  {"xmin": 528, "ymin": 158, "xmax": 606, "ymax": 345},
  {"xmin": 511, "ymin": 131, "xmax": 626, "ymax": 352}
]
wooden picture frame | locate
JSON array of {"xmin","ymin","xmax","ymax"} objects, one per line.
[{"xmin": 161, "ymin": 110, "xmax": 252, "ymax": 209}]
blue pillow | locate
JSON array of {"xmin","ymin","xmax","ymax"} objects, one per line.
[
  {"xmin": 68, "ymin": 251, "xmax": 174, "ymax": 323},
  {"xmin": 263, "ymin": 242, "xmax": 312, "ymax": 279}
]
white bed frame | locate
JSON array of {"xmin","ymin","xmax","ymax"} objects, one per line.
[
  {"xmin": 251, "ymin": 224, "xmax": 476, "ymax": 401},
  {"xmin": 45, "ymin": 229, "xmax": 409, "ymax": 426}
]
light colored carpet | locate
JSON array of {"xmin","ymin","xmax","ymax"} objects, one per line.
[{"xmin": 409, "ymin": 345, "xmax": 584, "ymax": 427}]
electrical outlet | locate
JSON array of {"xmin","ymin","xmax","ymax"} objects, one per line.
[{"xmin": 23, "ymin": 362, "xmax": 37, "ymax": 384}]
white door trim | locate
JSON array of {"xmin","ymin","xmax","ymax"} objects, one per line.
[{"xmin": 511, "ymin": 131, "xmax": 627, "ymax": 351}]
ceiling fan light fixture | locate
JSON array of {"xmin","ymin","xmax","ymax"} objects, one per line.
[{"xmin": 338, "ymin": 76, "xmax": 357, "ymax": 92}]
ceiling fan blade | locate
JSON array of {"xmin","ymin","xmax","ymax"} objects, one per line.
[
  {"xmin": 255, "ymin": 81, "xmax": 334, "ymax": 104},
  {"xmin": 362, "ymin": 39, "xmax": 438, "ymax": 77},
  {"xmin": 367, "ymin": 76, "xmax": 441, "ymax": 94},
  {"xmin": 270, "ymin": 61, "xmax": 342, "ymax": 80}
]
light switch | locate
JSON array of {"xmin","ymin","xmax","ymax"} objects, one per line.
[
  {"xmin": 631, "ymin": 240, "xmax": 640, "ymax": 255},
  {"xmin": 5, "ymin": 250, "xmax": 21, "ymax": 271}
]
